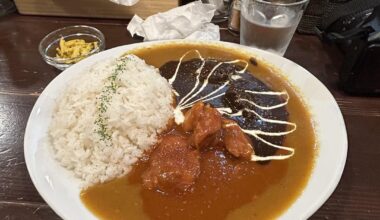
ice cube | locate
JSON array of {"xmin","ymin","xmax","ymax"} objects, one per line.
[
  {"xmin": 269, "ymin": 10, "xmax": 295, "ymax": 27},
  {"xmin": 252, "ymin": 9, "xmax": 267, "ymax": 24}
]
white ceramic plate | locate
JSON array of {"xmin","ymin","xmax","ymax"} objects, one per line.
[{"xmin": 24, "ymin": 40, "xmax": 347, "ymax": 220}]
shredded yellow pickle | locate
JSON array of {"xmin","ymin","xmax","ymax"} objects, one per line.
[{"xmin": 56, "ymin": 37, "xmax": 99, "ymax": 64}]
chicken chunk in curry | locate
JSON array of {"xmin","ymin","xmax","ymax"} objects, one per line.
[
  {"xmin": 141, "ymin": 134, "xmax": 201, "ymax": 194},
  {"xmin": 182, "ymin": 102, "xmax": 222, "ymax": 148},
  {"xmin": 222, "ymin": 119, "xmax": 254, "ymax": 160},
  {"xmin": 141, "ymin": 102, "xmax": 255, "ymax": 194}
]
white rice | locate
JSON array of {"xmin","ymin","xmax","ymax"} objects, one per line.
[{"xmin": 49, "ymin": 55, "xmax": 174, "ymax": 187}]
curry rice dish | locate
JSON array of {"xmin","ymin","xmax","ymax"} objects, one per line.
[{"xmin": 51, "ymin": 43, "xmax": 316, "ymax": 220}]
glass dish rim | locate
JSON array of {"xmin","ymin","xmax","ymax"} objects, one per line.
[{"xmin": 38, "ymin": 25, "xmax": 105, "ymax": 63}]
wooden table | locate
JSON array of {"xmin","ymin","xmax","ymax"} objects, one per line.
[{"xmin": 1, "ymin": 13, "xmax": 379, "ymax": 220}]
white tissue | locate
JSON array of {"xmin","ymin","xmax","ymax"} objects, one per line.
[
  {"xmin": 186, "ymin": 23, "xmax": 220, "ymax": 41},
  {"xmin": 109, "ymin": 0, "xmax": 139, "ymax": 6},
  {"xmin": 127, "ymin": 1, "xmax": 220, "ymax": 41}
]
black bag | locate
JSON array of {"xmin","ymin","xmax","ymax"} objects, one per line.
[
  {"xmin": 298, "ymin": 0, "xmax": 380, "ymax": 34},
  {"xmin": 299, "ymin": 0, "xmax": 380, "ymax": 95}
]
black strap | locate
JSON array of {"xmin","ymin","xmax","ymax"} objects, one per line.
[{"xmin": 320, "ymin": 0, "xmax": 380, "ymax": 30}]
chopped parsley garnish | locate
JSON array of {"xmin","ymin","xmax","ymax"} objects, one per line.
[{"xmin": 94, "ymin": 58, "xmax": 128, "ymax": 142}]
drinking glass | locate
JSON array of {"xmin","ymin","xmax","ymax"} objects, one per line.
[{"xmin": 240, "ymin": 0, "xmax": 309, "ymax": 56}]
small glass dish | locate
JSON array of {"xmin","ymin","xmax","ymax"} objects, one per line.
[{"xmin": 39, "ymin": 25, "xmax": 105, "ymax": 70}]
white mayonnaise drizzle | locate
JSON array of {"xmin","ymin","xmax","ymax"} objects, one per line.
[
  {"xmin": 170, "ymin": 50, "xmax": 248, "ymax": 123},
  {"xmin": 239, "ymin": 90, "xmax": 289, "ymax": 110},
  {"xmin": 168, "ymin": 50, "xmax": 297, "ymax": 161}
]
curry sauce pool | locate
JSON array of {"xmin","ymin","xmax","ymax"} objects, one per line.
[{"xmin": 81, "ymin": 43, "xmax": 316, "ymax": 220}]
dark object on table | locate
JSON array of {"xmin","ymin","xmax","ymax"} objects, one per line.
[
  {"xmin": 316, "ymin": 1, "xmax": 380, "ymax": 95},
  {"xmin": 298, "ymin": 0, "xmax": 349, "ymax": 34},
  {"xmin": 0, "ymin": 0, "xmax": 16, "ymax": 16},
  {"xmin": 299, "ymin": 0, "xmax": 380, "ymax": 35}
]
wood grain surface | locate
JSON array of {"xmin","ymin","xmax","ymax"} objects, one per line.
[{"xmin": 0, "ymin": 13, "xmax": 379, "ymax": 220}]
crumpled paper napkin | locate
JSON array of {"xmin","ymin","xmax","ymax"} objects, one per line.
[
  {"xmin": 109, "ymin": 0, "xmax": 139, "ymax": 6},
  {"xmin": 127, "ymin": 1, "xmax": 220, "ymax": 41}
]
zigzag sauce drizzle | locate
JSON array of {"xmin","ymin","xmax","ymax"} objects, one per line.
[
  {"xmin": 168, "ymin": 50, "xmax": 296, "ymax": 161},
  {"xmin": 218, "ymin": 93, "xmax": 297, "ymax": 161},
  {"xmin": 170, "ymin": 50, "xmax": 248, "ymax": 124}
]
